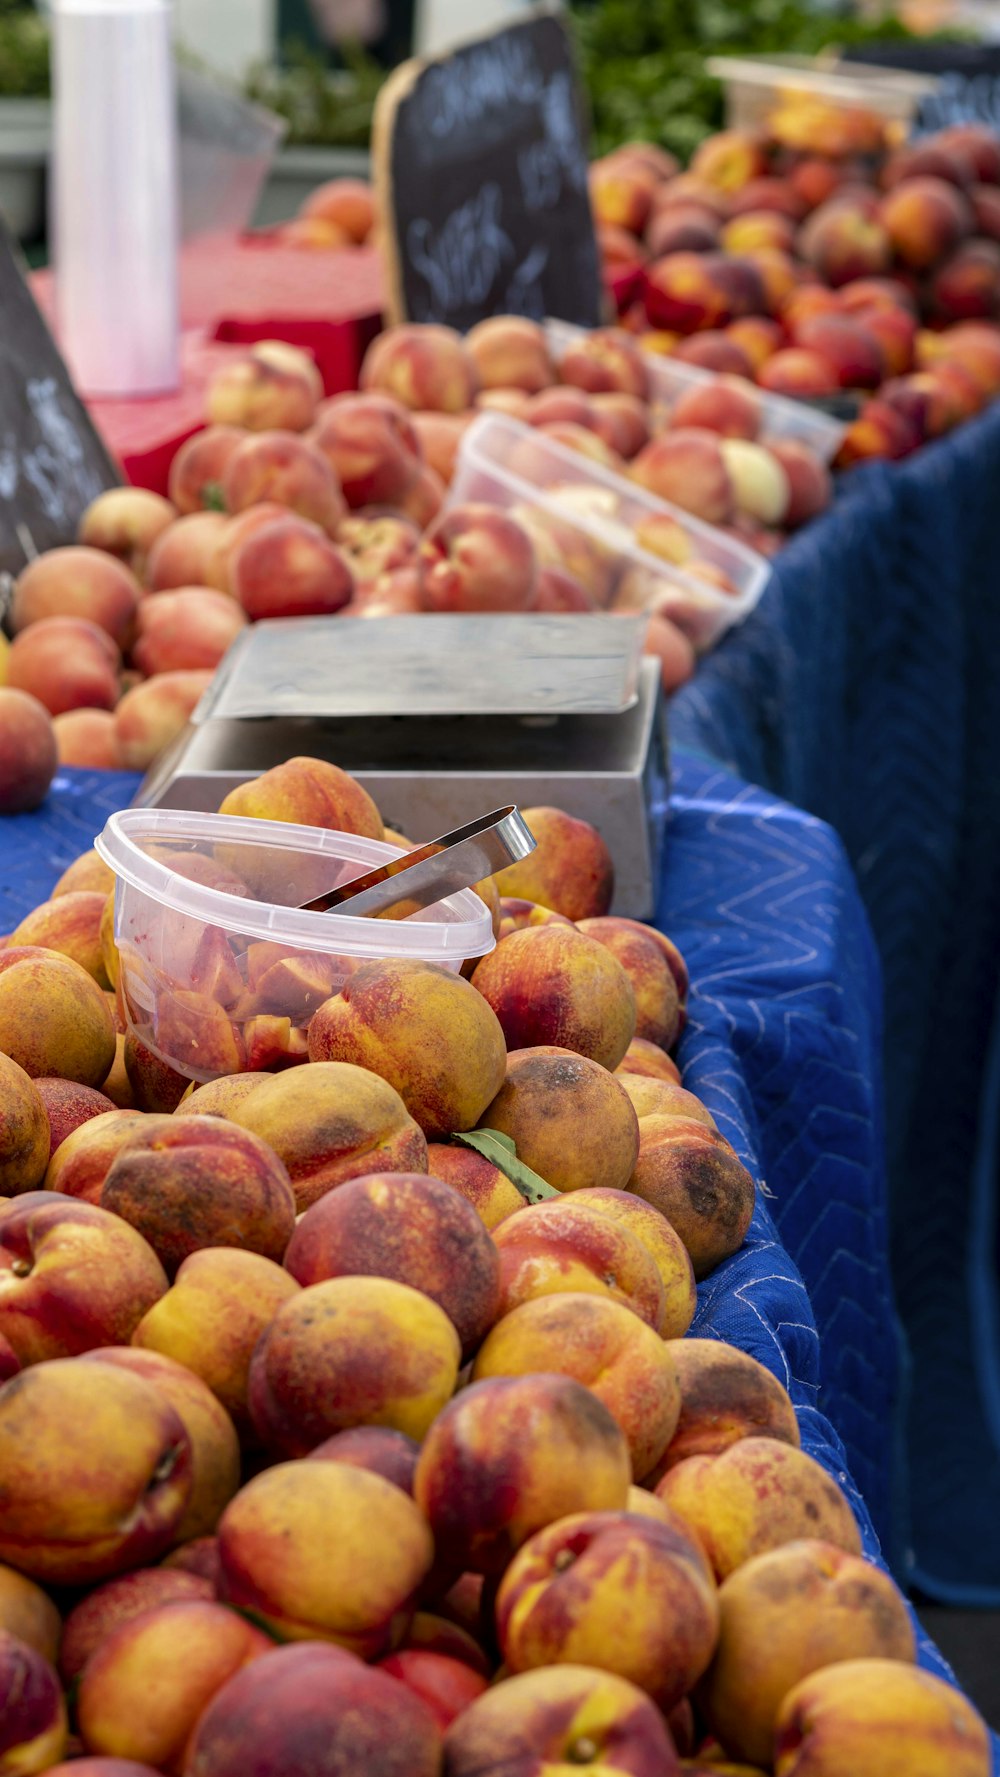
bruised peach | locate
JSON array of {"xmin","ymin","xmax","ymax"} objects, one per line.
[
  {"xmin": 132, "ymin": 1248, "xmax": 300, "ymax": 1434},
  {"xmin": 361, "ymin": 325, "xmax": 479, "ymax": 414},
  {"xmin": 415, "ymin": 1374, "xmax": 631, "ymax": 1575},
  {"xmin": 307, "ymin": 958, "xmax": 506, "ymax": 1139},
  {"xmin": 565, "ymin": 1187, "xmax": 696, "ymax": 1341},
  {"xmin": 0, "ymin": 947, "xmax": 115, "ymax": 1087},
  {"xmin": 225, "ymin": 1062, "xmax": 427, "ymax": 1212},
  {"xmin": 658, "ymin": 1439, "xmax": 862, "ymax": 1581},
  {"xmin": 701, "ymin": 1540, "xmax": 915, "ymax": 1766},
  {"xmin": 423, "ymin": 1142, "xmax": 524, "ymax": 1230},
  {"xmin": 616, "ymin": 1038, "xmax": 682, "ymax": 1083},
  {"xmin": 285, "ymin": 1171, "xmax": 500, "ymax": 1358},
  {"xmin": 657, "ymin": 1339, "xmax": 801, "ymax": 1478},
  {"xmin": 629, "ymin": 1116, "xmax": 756, "ymax": 1278},
  {"xmin": 13, "ymin": 891, "xmax": 110, "ymax": 987},
  {"xmin": 496, "ymin": 1509, "xmax": 718, "ymax": 1709},
  {"xmin": 0, "ymin": 1054, "xmax": 49, "ymax": 1195},
  {"xmin": 59, "ymin": 1567, "xmax": 215, "ymax": 1683},
  {"xmin": 249, "ymin": 1275, "xmax": 460, "ymax": 1455},
  {"xmin": 472, "ymin": 927, "xmax": 636, "ymax": 1071},
  {"xmin": 218, "ymin": 1459, "xmax": 434, "ymax": 1652},
  {"xmin": 774, "ymin": 1659, "xmax": 989, "ymax": 1777},
  {"xmin": 34, "ymin": 1078, "xmax": 116, "ymax": 1158},
  {"xmin": 0, "ymin": 1357, "xmax": 192, "ymax": 1585},
  {"xmin": 186, "ymin": 1641, "xmax": 442, "ymax": 1777},
  {"xmin": 492, "ymin": 1197, "xmax": 666, "ymax": 1331},
  {"xmin": 478, "ymin": 1046, "xmax": 639, "ymax": 1193},
  {"xmin": 474, "ymin": 1295, "xmax": 680, "ymax": 1479},
  {"xmin": 101, "ymin": 1115, "xmax": 295, "ymax": 1273}
]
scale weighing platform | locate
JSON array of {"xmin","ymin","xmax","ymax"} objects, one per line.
[{"xmin": 137, "ymin": 614, "xmax": 670, "ymax": 918}]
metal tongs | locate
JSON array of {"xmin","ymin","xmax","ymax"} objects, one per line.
[{"xmin": 299, "ymin": 806, "xmax": 536, "ymax": 920}]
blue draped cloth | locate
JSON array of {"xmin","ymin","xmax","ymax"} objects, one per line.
[
  {"xmin": 672, "ymin": 402, "xmax": 1000, "ymax": 1606},
  {"xmin": 2, "ymin": 760, "xmax": 993, "ymax": 1764}
]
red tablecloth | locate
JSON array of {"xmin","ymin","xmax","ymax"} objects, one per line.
[{"xmin": 30, "ymin": 237, "xmax": 385, "ymax": 494}]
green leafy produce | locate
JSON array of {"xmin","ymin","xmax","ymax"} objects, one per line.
[
  {"xmin": 570, "ymin": 0, "xmax": 918, "ymax": 160},
  {"xmin": 243, "ymin": 41, "xmax": 382, "ymax": 150},
  {"xmin": 0, "ymin": 8, "xmax": 49, "ymax": 99}
]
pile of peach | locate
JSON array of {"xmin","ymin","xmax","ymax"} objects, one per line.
[
  {"xmin": 272, "ymin": 175, "xmax": 377, "ymax": 253},
  {"xmin": 0, "ymin": 753, "xmax": 990, "ymax": 1776},
  {"xmin": 590, "ymin": 117, "xmax": 1000, "ymax": 466}
]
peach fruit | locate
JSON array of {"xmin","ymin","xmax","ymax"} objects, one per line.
[
  {"xmin": 6, "ymin": 615, "xmax": 120, "ymax": 717},
  {"xmin": 146, "ymin": 511, "xmax": 228, "ymax": 592},
  {"xmin": 478, "ymin": 1045, "xmax": 639, "ymax": 1193},
  {"xmin": 767, "ymin": 440, "xmax": 833, "ymax": 529},
  {"xmin": 306, "ymin": 957, "xmax": 506, "ymax": 1138},
  {"xmin": 727, "ymin": 315, "xmax": 785, "ymax": 371},
  {"xmin": 397, "ymin": 463, "xmax": 446, "ymax": 527},
  {"xmin": 34, "ymin": 1078, "xmax": 116, "ymax": 1156},
  {"xmin": 798, "ymin": 201, "xmax": 892, "ymax": 287},
  {"xmin": 658, "ymin": 1339, "xmax": 801, "ymax": 1479},
  {"xmin": 0, "ymin": 1356, "xmax": 192, "ymax": 1583},
  {"xmin": 415, "ymin": 1373, "xmax": 631, "ymax": 1574},
  {"xmin": 114, "ymin": 670, "xmax": 213, "ymax": 772},
  {"xmin": 559, "ymin": 328, "xmax": 650, "ymax": 400},
  {"xmin": 249, "ymin": 1273, "xmax": 459, "ymax": 1454},
  {"xmin": 590, "ymin": 159, "xmax": 658, "ymax": 235},
  {"xmin": 472, "ymin": 926, "xmax": 636, "ymax": 1071},
  {"xmin": 361, "ymin": 324, "xmax": 478, "ymax": 413},
  {"xmin": 377, "ymin": 1647, "xmax": 488, "ymax": 1731},
  {"xmin": 931, "ymin": 239, "xmax": 1000, "ymax": 323},
  {"xmin": 645, "ymin": 253, "xmax": 748, "ymax": 334},
  {"xmin": 496, "ymin": 1508, "xmax": 719, "ymax": 1708},
  {"xmin": 218, "ymin": 1459, "xmax": 433, "ymax": 1651},
  {"xmin": 78, "ymin": 487, "xmax": 176, "ymax": 580},
  {"xmin": 492, "ymin": 1196, "xmax": 666, "ymax": 1330},
  {"xmin": 773, "ymin": 1659, "xmax": 990, "ymax": 1777},
  {"xmin": 313, "ymin": 391, "xmax": 423, "ymax": 509},
  {"xmin": 474, "ymin": 1294, "xmax": 680, "ymax": 1478},
  {"xmin": 631, "ymin": 429, "xmax": 735, "ymax": 525},
  {"xmin": 444, "ymin": 1664, "xmax": 679, "ymax": 1775},
  {"xmin": 336, "ymin": 512, "xmax": 420, "ymax": 589},
  {"xmin": 224, "ymin": 1061, "xmax": 426, "ymax": 1212},
  {"xmin": 44, "ymin": 1106, "xmax": 146, "ymax": 1201},
  {"xmin": 670, "ymin": 378, "xmax": 761, "ymax": 442},
  {"xmin": 123, "ymin": 1033, "xmax": 192, "ymax": 1114},
  {"xmin": 880, "ymin": 175, "xmax": 973, "ymax": 270},
  {"xmin": 203, "ymin": 501, "xmax": 288, "ymax": 595},
  {"xmin": 206, "ymin": 341, "xmax": 322, "ymax": 433},
  {"xmin": 59, "ymin": 1566, "xmax": 214, "ymax": 1682},
  {"xmin": 537, "ymin": 419, "xmax": 624, "ymax": 472},
  {"xmin": 167, "ymin": 425, "xmax": 244, "ymax": 515},
  {"xmin": 13, "ymin": 891, "xmax": 109, "ymax": 986},
  {"xmin": 835, "ymin": 398, "xmax": 920, "ymax": 467},
  {"xmin": 646, "ymin": 205, "xmax": 721, "ymax": 257},
  {"xmin": 617, "ymin": 1036, "xmax": 682, "ymax": 1082},
  {"xmin": 424, "ymin": 1141, "xmax": 524, "ymax": 1229},
  {"xmin": 420, "ymin": 503, "xmax": 537, "ymax": 613},
  {"xmin": 302, "ymin": 175, "xmax": 375, "ymax": 241},
  {"xmin": 132, "ymin": 587, "xmax": 246, "ymax": 675},
  {"xmin": 628, "ymin": 1115, "xmax": 756, "ymax": 1278},
  {"xmin": 0, "ymin": 1564, "xmax": 60, "ymax": 1662},
  {"xmin": 43, "ymin": 1764, "xmax": 164, "ymax": 1777},
  {"xmin": 186, "ymin": 1641, "xmax": 443, "ymax": 1777},
  {"xmin": 0, "ymin": 1055, "xmax": 49, "ymax": 1194},
  {"xmin": 658, "ymin": 1438, "xmax": 862, "ymax": 1581},
  {"xmin": 577, "ymin": 916, "xmax": 683, "ymax": 1048},
  {"xmin": 222, "ymin": 430, "xmax": 345, "ymax": 533},
  {"xmin": 77, "ymin": 1599, "xmax": 270, "ymax": 1770},
  {"xmin": 0, "ymin": 1191, "xmax": 167, "ymax": 1365},
  {"xmin": 466, "ymin": 317, "xmax": 554, "ymax": 393},
  {"xmin": 132, "ymin": 1247, "xmax": 300, "ymax": 1433},
  {"xmin": 306, "ymin": 1424, "xmax": 419, "ymax": 1495},
  {"xmin": 758, "ymin": 348, "xmax": 839, "ymax": 398},
  {"xmin": 565, "ymin": 1186, "xmax": 697, "ymax": 1339},
  {"xmin": 723, "ymin": 212, "xmax": 795, "ymax": 256},
  {"xmin": 12, "ymin": 546, "xmax": 139, "ymax": 645},
  {"xmin": 692, "ymin": 131, "xmax": 766, "ymax": 194},
  {"xmin": 720, "ymin": 440, "xmax": 791, "ymax": 526},
  {"xmin": 617, "ymin": 1075, "xmax": 715, "ymax": 1126},
  {"xmin": 672, "ymin": 334, "xmax": 754, "ymax": 377},
  {"xmin": 53, "ymin": 848, "xmax": 115, "ymax": 898},
  {"xmin": 230, "ymin": 515, "xmax": 355, "ymax": 619},
  {"xmin": 590, "ymin": 391, "xmax": 650, "ymax": 459},
  {"xmin": 498, "ymin": 899, "xmax": 573, "ymax": 940},
  {"xmin": 0, "ymin": 690, "xmax": 57, "ymax": 813},
  {"xmin": 0, "ymin": 947, "xmax": 115, "ymax": 1085},
  {"xmin": 493, "ymin": 805, "xmax": 614, "ymax": 920},
  {"xmin": 285, "ymin": 1170, "xmax": 499, "ymax": 1358},
  {"xmin": 218, "ymin": 753, "xmax": 383, "ymax": 837},
  {"xmin": 533, "ymin": 566, "xmax": 599, "ymax": 612},
  {"xmin": 701, "ymin": 1539, "xmax": 915, "ymax": 1766},
  {"xmin": 0, "ymin": 1631, "xmax": 67, "ymax": 1774}
]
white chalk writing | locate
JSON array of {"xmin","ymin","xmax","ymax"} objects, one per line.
[
  {"xmin": 407, "ymin": 184, "xmax": 514, "ymax": 316},
  {"xmin": 422, "ymin": 34, "xmax": 544, "ymax": 138}
]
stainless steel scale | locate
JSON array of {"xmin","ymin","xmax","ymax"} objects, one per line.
[{"xmin": 136, "ymin": 614, "xmax": 669, "ymax": 918}]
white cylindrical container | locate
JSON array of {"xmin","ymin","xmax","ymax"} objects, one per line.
[{"xmin": 50, "ymin": 0, "xmax": 179, "ymax": 397}]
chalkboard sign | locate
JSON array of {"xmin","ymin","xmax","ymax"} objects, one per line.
[
  {"xmin": 372, "ymin": 7, "xmax": 601, "ymax": 331},
  {"xmin": 0, "ymin": 219, "xmax": 120, "ymax": 584},
  {"xmin": 844, "ymin": 42, "xmax": 1000, "ymax": 136}
]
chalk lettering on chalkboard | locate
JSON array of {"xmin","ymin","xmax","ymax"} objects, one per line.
[
  {"xmin": 503, "ymin": 241, "xmax": 550, "ymax": 318},
  {"xmin": 422, "ymin": 36, "xmax": 545, "ymax": 138},
  {"xmin": 407, "ymin": 185, "xmax": 514, "ymax": 319},
  {"xmin": 917, "ymin": 71, "xmax": 1000, "ymax": 133}
]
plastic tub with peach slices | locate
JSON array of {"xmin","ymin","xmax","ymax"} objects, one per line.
[
  {"xmin": 450, "ymin": 412, "xmax": 770, "ymax": 652},
  {"xmin": 544, "ymin": 318, "xmax": 847, "ymax": 464},
  {"xmin": 94, "ymin": 809, "xmax": 497, "ymax": 1084}
]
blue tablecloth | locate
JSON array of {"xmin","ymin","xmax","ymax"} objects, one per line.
[
  {"xmin": 3, "ymin": 758, "xmax": 993, "ymax": 1764},
  {"xmin": 672, "ymin": 401, "xmax": 1000, "ymax": 1604}
]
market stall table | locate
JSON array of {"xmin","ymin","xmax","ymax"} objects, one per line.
[{"xmin": 671, "ymin": 399, "xmax": 1000, "ymax": 1603}]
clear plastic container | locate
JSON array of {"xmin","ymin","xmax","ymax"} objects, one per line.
[
  {"xmin": 544, "ymin": 318, "xmax": 847, "ymax": 464},
  {"xmin": 704, "ymin": 52, "xmax": 936, "ymax": 135},
  {"xmin": 451, "ymin": 412, "xmax": 770, "ymax": 651},
  {"xmin": 95, "ymin": 808, "xmax": 496, "ymax": 1083}
]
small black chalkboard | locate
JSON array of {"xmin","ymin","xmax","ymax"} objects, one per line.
[
  {"xmin": 0, "ymin": 218, "xmax": 120, "ymax": 585},
  {"xmin": 373, "ymin": 7, "xmax": 601, "ymax": 332}
]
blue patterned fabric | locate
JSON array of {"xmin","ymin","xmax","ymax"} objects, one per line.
[
  {"xmin": 671, "ymin": 403, "xmax": 1000, "ymax": 1605},
  {"xmin": 1, "ymin": 761, "xmax": 994, "ymax": 1763}
]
